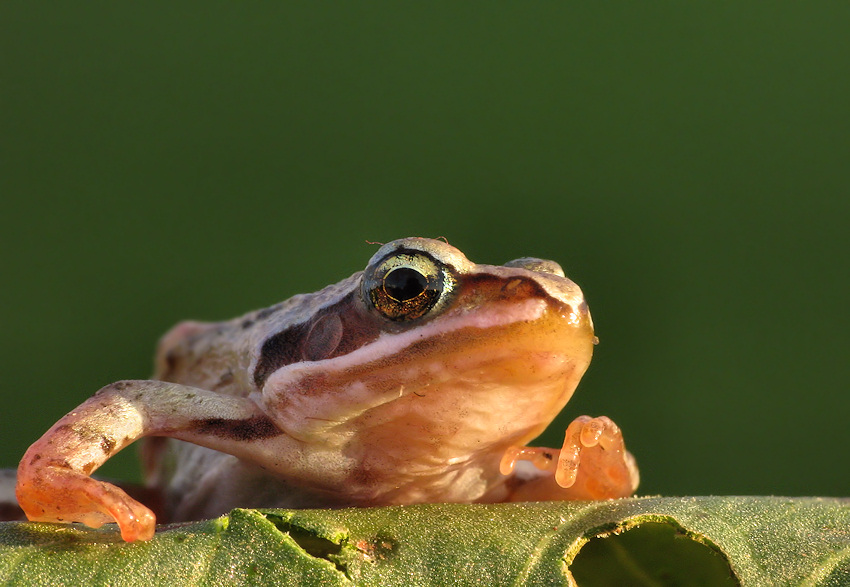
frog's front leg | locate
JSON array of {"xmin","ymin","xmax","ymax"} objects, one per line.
[
  {"xmin": 500, "ymin": 416, "xmax": 639, "ymax": 501},
  {"xmin": 16, "ymin": 380, "xmax": 292, "ymax": 542}
]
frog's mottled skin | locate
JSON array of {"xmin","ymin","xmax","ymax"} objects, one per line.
[{"xmin": 16, "ymin": 237, "xmax": 638, "ymax": 541}]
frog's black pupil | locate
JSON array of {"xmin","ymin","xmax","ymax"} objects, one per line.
[{"xmin": 384, "ymin": 267, "xmax": 428, "ymax": 302}]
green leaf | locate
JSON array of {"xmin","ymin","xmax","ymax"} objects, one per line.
[{"xmin": 1, "ymin": 497, "xmax": 848, "ymax": 586}]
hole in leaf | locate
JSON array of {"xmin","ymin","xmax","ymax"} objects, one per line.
[
  {"xmin": 283, "ymin": 525, "xmax": 342, "ymax": 559},
  {"xmin": 570, "ymin": 521, "xmax": 739, "ymax": 586},
  {"xmin": 267, "ymin": 518, "xmax": 348, "ymax": 577}
]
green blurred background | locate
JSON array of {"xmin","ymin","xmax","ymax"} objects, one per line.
[{"xmin": 2, "ymin": 4, "xmax": 848, "ymax": 498}]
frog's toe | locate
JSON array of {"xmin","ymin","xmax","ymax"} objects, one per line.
[{"xmin": 87, "ymin": 481, "xmax": 157, "ymax": 541}]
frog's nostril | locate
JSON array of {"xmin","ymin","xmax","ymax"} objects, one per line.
[
  {"xmin": 502, "ymin": 278, "xmax": 523, "ymax": 295},
  {"xmin": 504, "ymin": 257, "xmax": 566, "ymax": 278}
]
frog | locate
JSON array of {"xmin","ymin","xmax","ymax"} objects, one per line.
[{"xmin": 15, "ymin": 237, "xmax": 638, "ymax": 542}]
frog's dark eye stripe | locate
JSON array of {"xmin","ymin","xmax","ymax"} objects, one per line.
[
  {"xmin": 362, "ymin": 248, "xmax": 456, "ymax": 322},
  {"xmin": 253, "ymin": 291, "xmax": 383, "ymax": 388}
]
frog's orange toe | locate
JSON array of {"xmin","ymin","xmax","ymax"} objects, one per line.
[
  {"xmin": 79, "ymin": 474, "xmax": 157, "ymax": 541},
  {"xmin": 114, "ymin": 507, "xmax": 156, "ymax": 542}
]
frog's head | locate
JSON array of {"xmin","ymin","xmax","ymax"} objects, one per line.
[{"xmin": 257, "ymin": 237, "xmax": 595, "ymax": 465}]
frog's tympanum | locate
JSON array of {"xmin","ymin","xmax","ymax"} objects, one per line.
[{"xmin": 16, "ymin": 238, "xmax": 638, "ymax": 541}]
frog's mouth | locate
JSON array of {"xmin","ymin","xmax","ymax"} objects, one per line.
[{"xmin": 261, "ymin": 292, "xmax": 595, "ymax": 451}]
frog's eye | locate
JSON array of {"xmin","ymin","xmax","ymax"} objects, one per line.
[{"xmin": 363, "ymin": 250, "xmax": 455, "ymax": 321}]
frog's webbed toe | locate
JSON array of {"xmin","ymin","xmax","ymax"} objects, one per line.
[{"xmin": 500, "ymin": 415, "xmax": 638, "ymax": 501}]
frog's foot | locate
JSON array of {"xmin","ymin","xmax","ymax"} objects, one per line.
[
  {"xmin": 16, "ymin": 461, "xmax": 155, "ymax": 542},
  {"xmin": 500, "ymin": 415, "xmax": 639, "ymax": 501}
]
